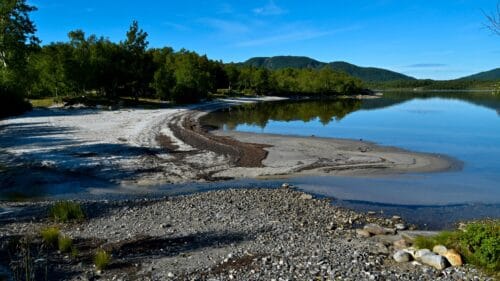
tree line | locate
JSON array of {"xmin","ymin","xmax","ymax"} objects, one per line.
[
  {"xmin": 367, "ymin": 79, "xmax": 498, "ymax": 91},
  {"xmin": 0, "ymin": 0, "xmax": 364, "ymax": 118},
  {"xmin": 25, "ymin": 27, "xmax": 363, "ymax": 101}
]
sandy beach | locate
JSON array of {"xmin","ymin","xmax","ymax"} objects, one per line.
[{"xmin": 0, "ymin": 97, "xmax": 459, "ymax": 196}]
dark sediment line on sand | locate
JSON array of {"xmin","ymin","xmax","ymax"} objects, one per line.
[{"xmin": 165, "ymin": 109, "xmax": 270, "ymax": 168}]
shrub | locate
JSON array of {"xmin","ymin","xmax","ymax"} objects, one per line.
[
  {"xmin": 414, "ymin": 220, "xmax": 499, "ymax": 274},
  {"xmin": 459, "ymin": 221, "xmax": 499, "ymax": 272},
  {"xmin": 40, "ymin": 227, "xmax": 60, "ymax": 248},
  {"xmin": 49, "ymin": 201, "xmax": 85, "ymax": 222},
  {"xmin": 94, "ymin": 249, "xmax": 111, "ymax": 271},
  {"xmin": 58, "ymin": 235, "xmax": 73, "ymax": 253}
]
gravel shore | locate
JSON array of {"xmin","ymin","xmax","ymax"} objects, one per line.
[{"xmin": 0, "ymin": 188, "xmax": 490, "ymax": 280}]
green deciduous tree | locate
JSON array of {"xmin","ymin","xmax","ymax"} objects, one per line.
[
  {"xmin": 0, "ymin": 0, "xmax": 38, "ymax": 117},
  {"xmin": 0, "ymin": 0, "xmax": 39, "ymax": 79}
]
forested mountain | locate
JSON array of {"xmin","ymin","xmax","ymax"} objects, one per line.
[
  {"xmin": 459, "ymin": 68, "xmax": 500, "ymax": 81},
  {"xmin": 242, "ymin": 56, "xmax": 416, "ymax": 82},
  {"xmin": 242, "ymin": 56, "xmax": 500, "ymax": 86},
  {"xmin": 327, "ymin": 61, "xmax": 415, "ymax": 82},
  {"xmin": 244, "ymin": 56, "xmax": 325, "ymax": 70}
]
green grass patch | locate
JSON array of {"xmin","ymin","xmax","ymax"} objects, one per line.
[
  {"xmin": 94, "ymin": 249, "xmax": 111, "ymax": 271},
  {"xmin": 414, "ymin": 220, "xmax": 499, "ymax": 275},
  {"xmin": 29, "ymin": 97, "xmax": 59, "ymax": 108},
  {"xmin": 414, "ymin": 230, "xmax": 461, "ymax": 250},
  {"xmin": 58, "ymin": 235, "xmax": 73, "ymax": 253},
  {"xmin": 49, "ymin": 201, "xmax": 85, "ymax": 222},
  {"xmin": 40, "ymin": 227, "xmax": 60, "ymax": 248}
]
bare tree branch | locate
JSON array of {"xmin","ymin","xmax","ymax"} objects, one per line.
[{"xmin": 484, "ymin": 1, "xmax": 500, "ymax": 35}]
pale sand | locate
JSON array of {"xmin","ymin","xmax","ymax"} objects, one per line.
[
  {"xmin": 211, "ymin": 131, "xmax": 459, "ymax": 179},
  {"xmin": 0, "ymin": 97, "xmax": 460, "ymax": 191}
]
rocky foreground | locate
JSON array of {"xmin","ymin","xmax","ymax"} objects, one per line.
[{"xmin": 0, "ymin": 188, "xmax": 492, "ymax": 280}]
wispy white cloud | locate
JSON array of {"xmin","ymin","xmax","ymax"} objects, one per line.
[
  {"xmin": 406, "ymin": 63, "xmax": 447, "ymax": 68},
  {"xmin": 199, "ymin": 18, "xmax": 250, "ymax": 34},
  {"xmin": 235, "ymin": 30, "xmax": 328, "ymax": 47},
  {"xmin": 253, "ymin": 0, "xmax": 286, "ymax": 16},
  {"xmin": 162, "ymin": 21, "xmax": 191, "ymax": 31},
  {"xmin": 235, "ymin": 26, "xmax": 360, "ymax": 47}
]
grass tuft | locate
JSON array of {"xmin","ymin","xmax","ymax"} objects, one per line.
[
  {"xmin": 58, "ymin": 235, "xmax": 73, "ymax": 253},
  {"xmin": 49, "ymin": 201, "xmax": 85, "ymax": 222},
  {"xmin": 40, "ymin": 227, "xmax": 60, "ymax": 248},
  {"xmin": 94, "ymin": 249, "xmax": 111, "ymax": 271}
]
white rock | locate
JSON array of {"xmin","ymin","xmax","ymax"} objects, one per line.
[
  {"xmin": 356, "ymin": 229, "xmax": 371, "ymax": 238},
  {"xmin": 414, "ymin": 249, "xmax": 432, "ymax": 259},
  {"xmin": 363, "ymin": 223, "xmax": 386, "ymax": 235},
  {"xmin": 420, "ymin": 253, "xmax": 448, "ymax": 270},
  {"xmin": 395, "ymin": 223, "xmax": 406, "ymax": 230},
  {"xmin": 432, "ymin": 245, "xmax": 448, "ymax": 256},
  {"xmin": 299, "ymin": 194, "xmax": 313, "ymax": 200},
  {"xmin": 393, "ymin": 250, "xmax": 412, "ymax": 263}
]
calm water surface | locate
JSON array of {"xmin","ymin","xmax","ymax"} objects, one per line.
[{"xmin": 202, "ymin": 92, "xmax": 500, "ymax": 224}]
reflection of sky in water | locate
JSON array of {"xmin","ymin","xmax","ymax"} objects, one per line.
[{"xmin": 226, "ymin": 97, "xmax": 500, "ymax": 205}]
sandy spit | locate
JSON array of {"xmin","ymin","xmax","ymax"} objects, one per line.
[{"xmin": 0, "ymin": 97, "xmax": 459, "ymax": 194}]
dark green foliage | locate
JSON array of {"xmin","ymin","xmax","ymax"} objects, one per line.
[
  {"xmin": 202, "ymin": 99, "xmax": 362, "ymax": 129},
  {"xmin": 245, "ymin": 56, "xmax": 325, "ymax": 69},
  {"xmin": 0, "ymin": 85, "xmax": 32, "ymax": 118},
  {"xmin": 242, "ymin": 56, "xmax": 500, "ymax": 89},
  {"xmin": 328, "ymin": 61, "xmax": 415, "ymax": 82},
  {"xmin": 49, "ymin": 201, "xmax": 85, "ymax": 222},
  {"xmin": 414, "ymin": 220, "xmax": 499, "ymax": 274},
  {"xmin": 242, "ymin": 56, "xmax": 415, "ymax": 82},
  {"xmin": 0, "ymin": 0, "xmax": 40, "ymax": 76},
  {"xmin": 0, "ymin": 0, "xmax": 39, "ymax": 118},
  {"xmin": 369, "ymin": 79, "xmax": 499, "ymax": 91},
  {"xmin": 459, "ymin": 221, "xmax": 499, "ymax": 271},
  {"xmin": 1, "ymin": 7, "xmax": 367, "ymax": 111},
  {"xmin": 228, "ymin": 65, "xmax": 363, "ymax": 96},
  {"xmin": 460, "ymin": 68, "xmax": 500, "ymax": 81}
]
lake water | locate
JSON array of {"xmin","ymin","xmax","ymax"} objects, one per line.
[{"xmin": 202, "ymin": 92, "xmax": 500, "ymax": 227}]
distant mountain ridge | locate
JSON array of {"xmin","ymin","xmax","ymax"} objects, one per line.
[
  {"xmin": 459, "ymin": 68, "xmax": 500, "ymax": 81},
  {"xmin": 242, "ymin": 56, "xmax": 416, "ymax": 82},
  {"xmin": 242, "ymin": 56, "xmax": 500, "ymax": 82}
]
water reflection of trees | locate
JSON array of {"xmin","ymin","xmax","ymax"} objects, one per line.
[
  {"xmin": 203, "ymin": 99, "xmax": 362, "ymax": 130},
  {"xmin": 202, "ymin": 92, "xmax": 500, "ymax": 131}
]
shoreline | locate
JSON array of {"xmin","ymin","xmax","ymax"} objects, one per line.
[{"xmin": 0, "ymin": 96, "xmax": 460, "ymax": 199}]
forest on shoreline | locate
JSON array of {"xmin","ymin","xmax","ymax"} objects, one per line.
[
  {"xmin": 2, "ymin": 1, "xmax": 498, "ymax": 119},
  {"xmin": 0, "ymin": 1, "xmax": 364, "ymax": 118}
]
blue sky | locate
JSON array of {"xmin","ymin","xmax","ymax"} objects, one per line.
[{"xmin": 30, "ymin": 0, "xmax": 499, "ymax": 80}]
